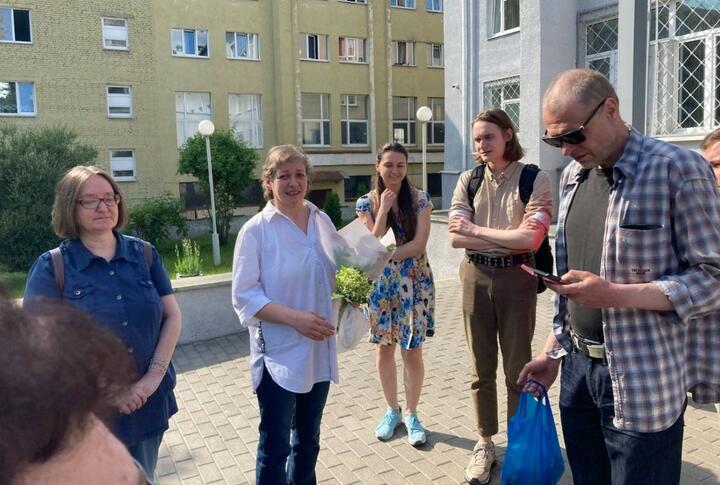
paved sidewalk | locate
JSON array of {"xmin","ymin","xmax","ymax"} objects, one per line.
[{"xmin": 158, "ymin": 280, "xmax": 720, "ymax": 484}]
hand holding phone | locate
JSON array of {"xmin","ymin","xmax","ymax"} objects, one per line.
[{"xmin": 520, "ymin": 264, "xmax": 567, "ymax": 285}]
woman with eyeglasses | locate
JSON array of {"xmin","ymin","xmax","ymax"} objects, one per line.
[{"xmin": 24, "ymin": 165, "xmax": 181, "ymax": 482}]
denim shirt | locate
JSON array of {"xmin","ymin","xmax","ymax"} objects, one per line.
[{"xmin": 24, "ymin": 232, "xmax": 178, "ymax": 446}]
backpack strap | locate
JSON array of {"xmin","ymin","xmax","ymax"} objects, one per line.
[
  {"xmin": 518, "ymin": 164, "xmax": 541, "ymax": 205},
  {"xmin": 50, "ymin": 247, "xmax": 64, "ymax": 291},
  {"xmin": 466, "ymin": 164, "xmax": 486, "ymax": 212},
  {"xmin": 141, "ymin": 240, "xmax": 153, "ymax": 270}
]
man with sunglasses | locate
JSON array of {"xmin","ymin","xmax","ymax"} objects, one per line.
[{"xmin": 519, "ymin": 69, "xmax": 720, "ymax": 485}]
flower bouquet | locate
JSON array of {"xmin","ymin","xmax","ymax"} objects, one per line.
[{"xmin": 331, "ymin": 218, "xmax": 395, "ymax": 353}]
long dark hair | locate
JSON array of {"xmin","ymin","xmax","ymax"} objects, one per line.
[{"xmin": 375, "ymin": 142, "xmax": 417, "ymax": 242}]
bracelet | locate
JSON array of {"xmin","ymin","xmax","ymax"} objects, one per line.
[{"xmin": 149, "ymin": 358, "xmax": 168, "ymax": 375}]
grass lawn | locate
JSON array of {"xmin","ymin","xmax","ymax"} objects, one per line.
[{"xmin": 0, "ymin": 234, "xmax": 236, "ymax": 299}]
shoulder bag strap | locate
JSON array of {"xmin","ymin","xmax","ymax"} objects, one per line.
[{"xmin": 50, "ymin": 247, "xmax": 64, "ymax": 291}]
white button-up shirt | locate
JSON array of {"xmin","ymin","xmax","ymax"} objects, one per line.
[{"xmin": 232, "ymin": 201, "xmax": 339, "ymax": 393}]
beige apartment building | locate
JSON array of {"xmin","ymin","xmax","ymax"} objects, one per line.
[{"xmin": 0, "ymin": 0, "xmax": 445, "ymax": 211}]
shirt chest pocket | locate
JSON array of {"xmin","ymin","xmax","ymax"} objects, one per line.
[
  {"xmin": 65, "ymin": 284, "xmax": 96, "ymax": 315},
  {"xmin": 137, "ymin": 278, "xmax": 160, "ymax": 303},
  {"xmin": 616, "ymin": 225, "xmax": 668, "ymax": 282}
]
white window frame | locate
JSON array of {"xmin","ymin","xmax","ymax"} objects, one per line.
[
  {"xmin": 391, "ymin": 0, "xmax": 416, "ymax": 9},
  {"xmin": 301, "ymin": 33, "xmax": 328, "ymax": 61},
  {"xmin": 0, "ymin": 81, "xmax": 36, "ymax": 116},
  {"xmin": 490, "ymin": 0, "xmax": 520, "ymax": 37},
  {"xmin": 484, "ymin": 77, "xmax": 520, "ymax": 129},
  {"xmin": 427, "ymin": 43, "xmax": 443, "ymax": 68},
  {"xmin": 339, "ymin": 37, "xmax": 367, "ymax": 63},
  {"xmin": 425, "ymin": 0, "xmax": 443, "ymax": 13},
  {"xmin": 392, "ymin": 41, "xmax": 416, "ymax": 66},
  {"xmin": 106, "ymin": 86, "xmax": 132, "ymax": 118},
  {"xmin": 171, "ymin": 28, "xmax": 209, "ymax": 58},
  {"xmin": 101, "ymin": 17, "xmax": 128, "ymax": 51},
  {"xmin": 0, "ymin": 7, "xmax": 32, "ymax": 44},
  {"xmin": 427, "ymin": 97, "xmax": 444, "ymax": 145},
  {"xmin": 302, "ymin": 93, "xmax": 331, "ymax": 147},
  {"xmin": 229, "ymin": 93, "xmax": 264, "ymax": 148},
  {"xmin": 175, "ymin": 92, "xmax": 212, "ymax": 147},
  {"xmin": 226, "ymin": 31, "xmax": 260, "ymax": 60},
  {"xmin": 341, "ymin": 94, "xmax": 369, "ymax": 146},
  {"xmin": 392, "ymin": 96, "xmax": 417, "ymax": 145},
  {"xmin": 338, "ymin": 0, "xmax": 367, "ymax": 3},
  {"xmin": 109, "ymin": 149, "xmax": 136, "ymax": 182}
]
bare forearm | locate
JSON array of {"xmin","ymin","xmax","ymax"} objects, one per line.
[
  {"xmin": 255, "ymin": 302, "xmax": 299, "ymax": 328},
  {"xmin": 614, "ymin": 282, "xmax": 673, "ymax": 311},
  {"xmin": 450, "ymin": 233, "xmax": 497, "ymax": 251},
  {"xmin": 473, "ymin": 226, "xmax": 544, "ymax": 251},
  {"xmin": 392, "ymin": 240, "xmax": 424, "ymax": 260},
  {"xmin": 371, "ymin": 211, "xmax": 389, "ymax": 238},
  {"xmin": 150, "ymin": 296, "xmax": 182, "ymax": 370}
]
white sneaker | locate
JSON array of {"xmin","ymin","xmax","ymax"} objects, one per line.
[{"xmin": 464, "ymin": 441, "xmax": 495, "ymax": 484}]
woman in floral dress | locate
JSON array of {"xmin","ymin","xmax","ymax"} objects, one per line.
[{"xmin": 356, "ymin": 142, "xmax": 435, "ymax": 447}]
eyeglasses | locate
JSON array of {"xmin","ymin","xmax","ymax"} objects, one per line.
[
  {"xmin": 76, "ymin": 194, "xmax": 121, "ymax": 210},
  {"xmin": 542, "ymin": 98, "xmax": 607, "ymax": 148}
]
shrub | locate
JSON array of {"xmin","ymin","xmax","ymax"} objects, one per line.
[
  {"xmin": 127, "ymin": 194, "xmax": 187, "ymax": 247},
  {"xmin": 0, "ymin": 125, "xmax": 97, "ymax": 271},
  {"xmin": 174, "ymin": 239, "xmax": 202, "ymax": 277},
  {"xmin": 178, "ymin": 130, "xmax": 258, "ymax": 245},
  {"xmin": 323, "ymin": 190, "xmax": 343, "ymax": 229}
]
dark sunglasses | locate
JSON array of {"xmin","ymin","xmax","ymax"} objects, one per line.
[{"xmin": 542, "ymin": 98, "xmax": 607, "ymax": 148}]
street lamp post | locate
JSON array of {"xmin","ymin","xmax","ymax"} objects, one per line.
[
  {"xmin": 198, "ymin": 119, "xmax": 221, "ymax": 266},
  {"xmin": 416, "ymin": 106, "xmax": 433, "ymax": 193}
]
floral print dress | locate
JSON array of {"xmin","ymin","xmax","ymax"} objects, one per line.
[{"xmin": 355, "ymin": 188, "xmax": 435, "ymax": 349}]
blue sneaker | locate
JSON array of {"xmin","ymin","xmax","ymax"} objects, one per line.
[
  {"xmin": 375, "ymin": 407, "xmax": 402, "ymax": 441},
  {"xmin": 404, "ymin": 413, "xmax": 427, "ymax": 446}
]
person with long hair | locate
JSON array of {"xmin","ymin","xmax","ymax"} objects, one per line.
[
  {"xmin": 449, "ymin": 109, "xmax": 552, "ymax": 484},
  {"xmin": 23, "ymin": 165, "xmax": 182, "ymax": 482},
  {"xmin": 356, "ymin": 142, "xmax": 435, "ymax": 446},
  {"xmin": 232, "ymin": 145, "xmax": 339, "ymax": 484}
]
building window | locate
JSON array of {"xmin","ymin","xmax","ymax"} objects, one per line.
[
  {"xmin": 300, "ymin": 33, "xmax": 328, "ymax": 61},
  {"xmin": 344, "ymin": 175, "xmax": 371, "ymax": 201},
  {"xmin": 0, "ymin": 81, "xmax": 35, "ymax": 116},
  {"xmin": 109, "ymin": 150, "xmax": 136, "ymax": 182},
  {"xmin": 648, "ymin": 1, "xmax": 720, "ymax": 135},
  {"xmin": 226, "ymin": 32, "xmax": 259, "ymax": 60},
  {"xmin": 426, "ymin": 0, "xmax": 443, "ymax": 12},
  {"xmin": 491, "ymin": 0, "xmax": 520, "ymax": 35},
  {"xmin": 101, "ymin": 18, "xmax": 128, "ymax": 50},
  {"xmin": 106, "ymin": 86, "xmax": 132, "ymax": 118},
  {"xmin": 339, "ymin": 37, "xmax": 367, "ymax": 63},
  {"xmin": 341, "ymin": 94, "xmax": 368, "ymax": 146},
  {"xmin": 171, "ymin": 28, "xmax": 209, "ymax": 57},
  {"xmin": 392, "ymin": 96, "xmax": 416, "ymax": 145},
  {"xmin": 484, "ymin": 77, "xmax": 520, "ymax": 129},
  {"xmin": 175, "ymin": 92, "xmax": 211, "ymax": 147},
  {"xmin": 427, "ymin": 97, "xmax": 444, "ymax": 145},
  {"xmin": 302, "ymin": 93, "xmax": 331, "ymax": 146},
  {"xmin": 391, "ymin": 0, "xmax": 415, "ymax": 8},
  {"xmin": 0, "ymin": 7, "xmax": 31, "ymax": 43},
  {"xmin": 339, "ymin": 0, "xmax": 367, "ymax": 3},
  {"xmin": 392, "ymin": 41, "xmax": 415, "ymax": 66},
  {"xmin": 584, "ymin": 17, "xmax": 618, "ymax": 87},
  {"xmin": 229, "ymin": 94, "xmax": 263, "ymax": 148},
  {"xmin": 427, "ymin": 43, "xmax": 443, "ymax": 67},
  {"xmin": 427, "ymin": 172, "xmax": 442, "ymax": 197}
]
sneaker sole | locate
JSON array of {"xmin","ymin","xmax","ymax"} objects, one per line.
[
  {"xmin": 463, "ymin": 461, "xmax": 494, "ymax": 485},
  {"xmin": 408, "ymin": 437, "xmax": 426, "ymax": 447}
]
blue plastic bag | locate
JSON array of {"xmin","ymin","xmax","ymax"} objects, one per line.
[{"xmin": 501, "ymin": 382, "xmax": 565, "ymax": 485}]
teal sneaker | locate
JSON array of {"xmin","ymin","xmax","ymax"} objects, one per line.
[
  {"xmin": 375, "ymin": 407, "xmax": 402, "ymax": 441},
  {"xmin": 404, "ymin": 413, "xmax": 427, "ymax": 446}
]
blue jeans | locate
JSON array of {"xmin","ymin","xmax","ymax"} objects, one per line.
[
  {"xmin": 559, "ymin": 351, "xmax": 684, "ymax": 485},
  {"xmin": 255, "ymin": 365, "xmax": 330, "ymax": 485},
  {"xmin": 127, "ymin": 432, "xmax": 164, "ymax": 484}
]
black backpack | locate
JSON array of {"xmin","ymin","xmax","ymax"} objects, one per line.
[{"xmin": 466, "ymin": 163, "xmax": 553, "ymax": 293}]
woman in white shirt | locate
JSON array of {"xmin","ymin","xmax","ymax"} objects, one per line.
[{"xmin": 232, "ymin": 145, "xmax": 339, "ymax": 485}]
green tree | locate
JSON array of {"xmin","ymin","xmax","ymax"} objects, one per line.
[
  {"xmin": 323, "ymin": 190, "xmax": 343, "ymax": 229},
  {"xmin": 177, "ymin": 130, "xmax": 258, "ymax": 245},
  {"xmin": 0, "ymin": 124, "xmax": 97, "ymax": 271}
]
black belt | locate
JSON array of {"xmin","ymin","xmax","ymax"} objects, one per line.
[
  {"xmin": 570, "ymin": 331, "xmax": 606, "ymax": 362},
  {"xmin": 467, "ymin": 252, "xmax": 533, "ymax": 269}
]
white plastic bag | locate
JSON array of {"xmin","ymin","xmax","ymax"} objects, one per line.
[
  {"xmin": 336, "ymin": 218, "xmax": 394, "ymax": 280},
  {"xmin": 333, "ymin": 299, "xmax": 369, "ymax": 353}
]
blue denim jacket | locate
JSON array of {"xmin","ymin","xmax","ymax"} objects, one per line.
[{"xmin": 24, "ymin": 232, "xmax": 178, "ymax": 446}]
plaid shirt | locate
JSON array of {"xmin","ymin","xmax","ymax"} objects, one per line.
[{"xmin": 553, "ymin": 128, "xmax": 720, "ymax": 432}]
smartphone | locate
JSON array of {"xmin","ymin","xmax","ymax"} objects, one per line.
[{"xmin": 520, "ymin": 264, "xmax": 567, "ymax": 285}]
